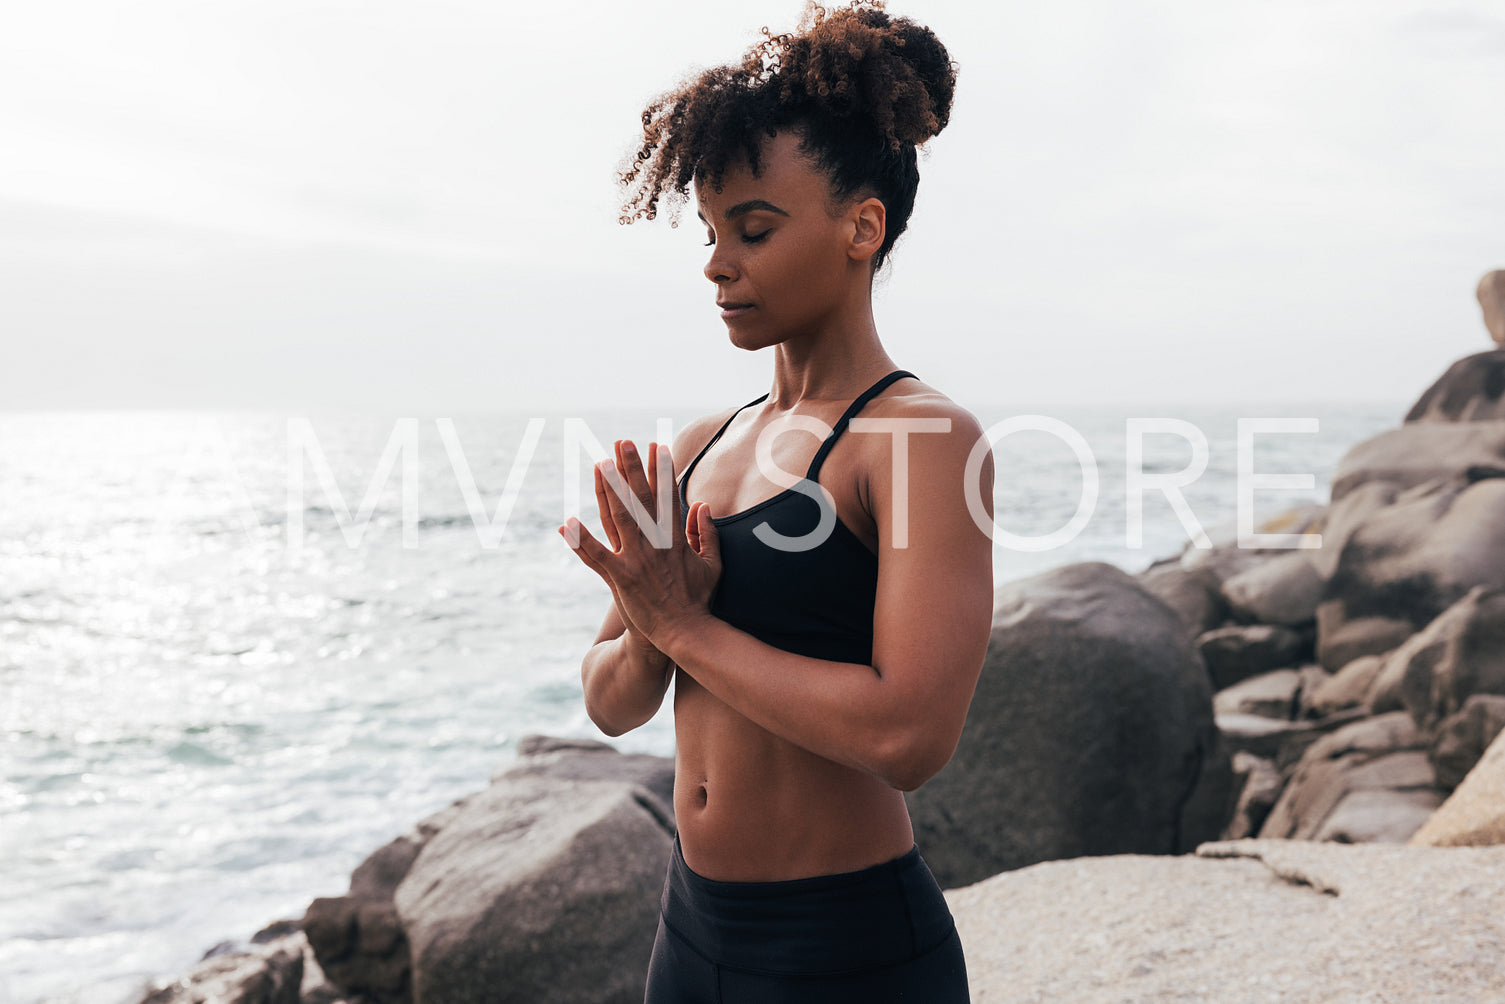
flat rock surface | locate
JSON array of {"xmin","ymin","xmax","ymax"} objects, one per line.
[{"xmin": 947, "ymin": 839, "xmax": 1505, "ymax": 1003}]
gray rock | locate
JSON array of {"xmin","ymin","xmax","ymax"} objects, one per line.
[
  {"xmin": 1406, "ymin": 349, "xmax": 1505, "ymax": 422},
  {"xmin": 1215, "ymin": 709, "xmax": 1366, "ymax": 773},
  {"xmin": 1316, "ymin": 475, "xmax": 1505, "ymax": 670},
  {"xmin": 1221, "ymin": 752, "xmax": 1283, "ymax": 840},
  {"xmin": 304, "ymin": 735, "xmax": 674, "ymax": 1004},
  {"xmin": 905, "ymin": 562, "xmax": 1223, "ymax": 889},
  {"xmin": 394, "ymin": 776, "xmax": 672, "ymax": 1004},
  {"xmin": 1394, "ymin": 586, "xmax": 1505, "ymax": 731},
  {"xmin": 1412, "ymin": 724, "xmax": 1505, "ymax": 848},
  {"xmin": 1309, "ymin": 480, "xmax": 1399, "ymax": 581},
  {"xmin": 1196, "ymin": 623, "xmax": 1309, "ymax": 691},
  {"xmin": 948, "ymin": 840, "xmax": 1505, "ymax": 1003},
  {"xmin": 1221, "ymin": 551, "xmax": 1326, "ymax": 626},
  {"xmin": 1259, "ymin": 712, "xmax": 1445, "ymax": 844},
  {"xmin": 1430, "ymin": 694, "xmax": 1505, "ymax": 790},
  {"xmin": 1135, "ymin": 558, "xmax": 1226, "ymax": 636},
  {"xmin": 1304, "ymin": 653, "xmax": 1386, "ymax": 717},
  {"xmin": 1328, "ymin": 421, "xmax": 1505, "ymax": 502},
  {"xmin": 1214, "ymin": 669, "xmax": 1301, "ymax": 719},
  {"xmin": 135, "ymin": 936, "xmax": 303, "ymax": 1004}
]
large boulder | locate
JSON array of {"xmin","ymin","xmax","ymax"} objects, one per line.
[
  {"xmin": 305, "ymin": 736, "xmax": 674, "ymax": 1004},
  {"xmin": 948, "ymin": 840, "xmax": 1505, "ymax": 1003},
  {"xmin": 1410, "ymin": 726, "xmax": 1505, "ymax": 848},
  {"xmin": 1259, "ymin": 713, "xmax": 1444, "ymax": 844},
  {"xmin": 905, "ymin": 562, "xmax": 1224, "ymax": 889},
  {"xmin": 1327, "ymin": 422, "xmax": 1505, "ymax": 502},
  {"xmin": 1405, "ymin": 349, "xmax": 1505, "ymax": 422},
  {"xmin": 1316, "ymin": 475, "xmax": 1505, "ymax": 670}
]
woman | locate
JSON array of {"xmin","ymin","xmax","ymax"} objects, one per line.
[{"xmin": 558, "ymin": 3, "xmax": 993, "ymax": 1000}]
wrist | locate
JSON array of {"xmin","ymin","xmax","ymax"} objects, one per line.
[{"xmin": 657, "ymin": 610, "xmax": 714, "ymax": 664}]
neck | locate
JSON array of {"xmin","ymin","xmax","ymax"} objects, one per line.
[{"xmin": 765, "ymin": 276, "xmax": 897, "ymax": 406}]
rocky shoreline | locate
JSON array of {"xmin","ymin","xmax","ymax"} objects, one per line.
[{"xmin": 134, "ymin": 279, "xmax": 1505, "ymax": 1003}]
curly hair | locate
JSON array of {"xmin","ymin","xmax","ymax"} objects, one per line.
[{"xmin": 618, "ymin": 1, "xmax": 958, "ymax": 273}]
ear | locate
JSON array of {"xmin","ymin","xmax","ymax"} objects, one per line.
[{"xmin": 846, "ymin": 196, "xmax": 886, "ymax": 265}]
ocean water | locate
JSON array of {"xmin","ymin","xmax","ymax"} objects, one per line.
[{"xmin": 0, "ymin": 401, "xmax": 1402, "ymax": 1002}]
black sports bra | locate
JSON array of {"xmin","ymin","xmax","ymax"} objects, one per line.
[{"xmin": 677, "ymin": 370, "xmax": 917, "ymax": 665}]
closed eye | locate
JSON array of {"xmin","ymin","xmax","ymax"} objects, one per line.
[{"xmin": 703, "ymin": 230, "xmax": 773, "ymax": 247}]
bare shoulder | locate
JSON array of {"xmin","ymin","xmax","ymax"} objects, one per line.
[
  {"xmin": 863, "ymin": 377, "xmax": 987, "ymax": 445},
  {"xmin": 667, "ymin": 405, "xmax": 741, "ymax": 472}
]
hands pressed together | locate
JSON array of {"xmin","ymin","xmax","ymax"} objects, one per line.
[{"xmin": 558, "ymin": 439, "xmax": 723, "ymax": 655}]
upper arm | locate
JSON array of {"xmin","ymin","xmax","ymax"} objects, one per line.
[{"xmin": 866, "ymin": 400, "xmax": 994, "ymax": 758}]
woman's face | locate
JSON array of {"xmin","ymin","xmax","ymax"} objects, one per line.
[{"xmin": 695, "ymin": 130, "xmax": 870, "ymax": 350}]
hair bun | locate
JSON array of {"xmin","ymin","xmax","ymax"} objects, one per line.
[{"xmin": 769, "ymin": 2, "xmax": 957, "ymax": 149}]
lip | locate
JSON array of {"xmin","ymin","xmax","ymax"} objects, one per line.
[{"xmin": 718, "ymin": 302, "xmax": 754, "ymax": 320}]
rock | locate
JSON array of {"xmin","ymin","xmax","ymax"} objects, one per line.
[
  {"xmin": 1405, "ymin": 349, "xmax": 1505, "ymax": 422},
  {"xmin": 1215, "ymin": 709, "xmax": 1366, "ymax": 772},
  {"xmin": 1304, "ymin": 653, "xmax": 1386, "ymax": 717},
  {"xmin": 1316, "ymin": 476, "xmax": 1505, "ymax": 670},
  {"xmin": 1314, "ymin": 608, "xmax": 1415, "ymax": 675},
  {"xmin": 134, "ymin": 936, "xmax": 303, "ymax": 1004},
  {"xmin": 1411, "ymin": 726, "xmax": 1505, "ymax": 847},
  {"xmin": 395, "ymin": 777, "xmax": 672, "ymax": 1004},
  {"xmin": 1213, "ymin": 669, "xmax": 1301, "ymax": 719},
  {"xmin": 1221, "ymin": 752, "xmax": 1282, "ymax": 840},
  {"xmin": 1327, "ymin": 421, "xmax": 1505, "ymax": 502},
  {"xmin": 1292, "ymin": 663, "xmax": 1331, "ymax": 717},
  {"xmin": 905, "ymin": 562, "xmax": 1224, "ymax": 889},
  {"xmin": 1309, "ymin": 481, "xmax": 1399, "ymax": 581},
  {"xmin": 1196, "ymin": 623, "xmax": 1309, "ymax": 691},
  {"xmin": 303, "ymin": 736, "xmax": 674, "ymax": 1004},
  {"xmin": 1221, "ymin": 552, "xmax": 1326, "ymax": 626},
  {"xmin": 303, "ymin": 833, "xmax": 421, "ymax": 1004},
  {"xmin": 1178, "ymin": 541, "xmax": 1269, "ymax": 591},
  {"xmin": 1134, "ymin": 558, "xmax": 1225, "ymax": 635},
  {"xmin": 1259, "ymin": 712, "xmax": 1445, "ymax": 844},
  {"xmin": 1393, "ymin": 586, "xmax": 1505, "ymax": 731},
  {"xmin": 1478, "ymin": 269, "xmax": 1505, "ymax": 346},
  {"xmin": 1430, "ymin": 694, "xmax": 1505, "ymax": 790},
  {"xmin": 947, "ymin": 840, "xmax": 1505, "ymax": 1003}
]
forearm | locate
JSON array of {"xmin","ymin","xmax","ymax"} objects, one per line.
[
  {"xmin": 581, "ymin": 634, "xmax": 674, "ymax": 737},
  {"xmin": 662, "ymin": 615, "xmax": 935, "ymax": 789}
]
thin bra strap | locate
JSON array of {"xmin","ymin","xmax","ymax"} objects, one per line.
[
  {"xmin": 678, "ymin": 392, "xmax": 770, "ymax": 499},
  {"xmin": 806, "ymin": 370, "xmax": 918, "ymax": 480}
]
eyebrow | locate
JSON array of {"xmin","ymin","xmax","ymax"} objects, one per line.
[{"xmin": 695, "ymin": 199, "xmax": 791, "ymax": 224}]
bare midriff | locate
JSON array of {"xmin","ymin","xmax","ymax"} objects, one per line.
[{"xmin": 671, "ymin": 666, "xmax": 916, "ymax": 883}]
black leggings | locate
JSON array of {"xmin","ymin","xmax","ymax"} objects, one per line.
[{"xmin": 645, "ymin": 835, "xmax": 969, "ymax": 1003}]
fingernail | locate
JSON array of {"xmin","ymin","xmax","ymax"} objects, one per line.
[
  {"xmin": 623, "ymin": 442, "xmax": 636, "ymax": 457},
  {"xmin": 601, "ymin": 460, "xmax": 615, "ymax": 475}
]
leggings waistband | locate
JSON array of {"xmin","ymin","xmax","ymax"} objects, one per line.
[{"xmin": 661, "ymin": 834, "xmax": 956, "ymax": 976}]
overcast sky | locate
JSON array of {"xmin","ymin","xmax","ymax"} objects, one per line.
[{"xmin": 2, "ymin": 0, "xmax": 1502, "ymax": 414}]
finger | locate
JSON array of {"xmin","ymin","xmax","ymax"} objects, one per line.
[
  {"xmin": 560, "ymin": 517, "xmax": 616, "ymax": 578},
  {"xmin": 644, "ymin": 441, "xmax": 659, "ymax": 515},
  {"xmin": 597, "ymin": 457, "xmax": 635, "ymax": 544},
  {"xmin": 695, "ymin": 503, "xmax": 722, "ymax": 572},
  {"xmin": 616, "ymin": 439, "xmax": 657, "ymax": 520},
  {"xmin": 658, "ymin": 442, "xmax": 682, "ymax": 551},
  {"xmin": 686, "ymin": 500, "xmax": 702, "ymax": 554},
  {"xmin": 593, "ymin": 463, "xmax": 622, "ymax": 552}
]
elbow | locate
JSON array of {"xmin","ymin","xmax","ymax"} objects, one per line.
[{"xmin": 872, "ymin": 728, "xmax": 957, "ymax": 793}]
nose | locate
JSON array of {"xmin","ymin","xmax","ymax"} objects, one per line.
[{"xmin": 703, "ymin": 243, "xmax": 738, "ymax": 285}]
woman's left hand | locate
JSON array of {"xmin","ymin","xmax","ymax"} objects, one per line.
[{"xmin": 560, "ymin": 440, "xmax": 722, "ymax": 651}]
